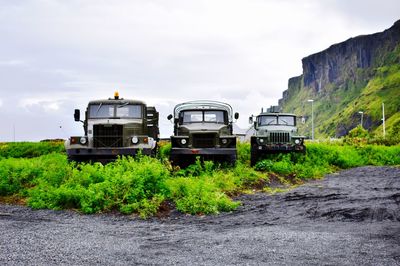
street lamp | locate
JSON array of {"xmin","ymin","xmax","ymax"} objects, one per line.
[
  {"xmin": 307, "ymin": 99, "xmax": 314, "ymax": 140},
  {"xmin": 382, "ymin": 103, "xmax": 386, "ymax": 137},
  {"xmin": 358, "ymin": 111, "xmax": 364, "ymax": 128}
]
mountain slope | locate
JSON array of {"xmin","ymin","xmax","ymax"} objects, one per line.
[{"xmin": 278, "ymin": 20, "xmax": 400, "ymax": 138}]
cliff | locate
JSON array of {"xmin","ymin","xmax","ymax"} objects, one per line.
[{"xmin": 279, "ymin": 20, "xmax": 400, "ymax": 138}]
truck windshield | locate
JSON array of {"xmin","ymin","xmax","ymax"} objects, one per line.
[
  {"xmin": 278, "ymin": 116, "xmax": 295, "ymax": 126},
  {"xmin": 258, "ymin": 115, "xmax": 295, "ymax": 126},
  {"xmin": 180, "ymin": 110, "xmax": 226, "ymax": 124},
  {"xmin": 258, "ymin": 116, "xmax": 276, "ymax": 125},
  {"xmin": 89, "ymin": 104, "xmax": 142, "ymax": 118},
  {"xmin": 116, "ymin": 104, "xmax": 142, "ymax": 118}
]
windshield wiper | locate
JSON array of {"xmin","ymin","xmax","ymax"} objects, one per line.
[
  {"xmin": 95, "ymin": 103, "xmax": 103, "ymax": 115},
  {"xmin": 117, "ymin": 102, "xmax": 129, "ymax": 108}
]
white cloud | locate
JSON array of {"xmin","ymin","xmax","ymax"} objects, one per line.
[
  {"xmin": 0, "ymin": 60, "xmax": 27, "ymax": 66},
  {"xmin": 0, "ymin": 0, "xmax": 399, "ymax": 140},
  {"xmin": 18, "ymin": 98, "xmax": 61, "ymax": 113}
]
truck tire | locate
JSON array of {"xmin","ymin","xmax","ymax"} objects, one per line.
[
  {"xmin": 151, "ymin": 144, "xmax": 158, "ymax": 157},
  {"xmin": 170, "ymin": 154, "xmax": 189, "ymax": 168},
  {"xmin": 228, "ymin": 154, "xmax": 237, "ymax": 166},
  {"xmin": 250, "ymin": 150, "xmax": 259, "ymax": 167}
]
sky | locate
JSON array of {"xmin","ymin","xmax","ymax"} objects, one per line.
[{"xmin": 0, "ymin": 0, "xmax": 399, "ymax": 141}]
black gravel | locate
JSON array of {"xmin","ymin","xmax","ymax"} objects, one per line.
[{"xmin": 1, "ymin": 166, "xmax": 399, "ymax": 265}]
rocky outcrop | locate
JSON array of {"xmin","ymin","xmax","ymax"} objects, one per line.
[
  {"xmin": 302, "ymin": 20, "xmax": 400, "ymax": 94},
  {"xmin": 278, "ymin": 75, "xmax": 302, "ymax": 107},
  {"xmin": 277, "ymin": 20, "xmax": 400, "ymax": 137},
  {"xmin": 279, "ymin": 19, "xmax": 400, "ymax": 106}
]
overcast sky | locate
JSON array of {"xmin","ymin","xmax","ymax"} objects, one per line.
[{"xmin": 0, "ymin": 0, "xmax": 399, "ymax": 141}]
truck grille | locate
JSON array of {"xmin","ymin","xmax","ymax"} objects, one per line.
[
  {"xmin": 270, "ymin": 132, "xmax": 290, "ymax": 143},
  {"xmin": 93, "ymin": 125, "xmax": 123, "ymax": 148},
  {"xmin": 192, "ymin": 133, "xmax": 216, "ymax": 148}
]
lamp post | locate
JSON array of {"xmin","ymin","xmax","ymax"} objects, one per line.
[
  {"xmin": 358, "ymin": 111, "xmax": 364, "ymax": 128},
  {"xmin": 382, "ymin": 103, "xmax": 386, "ymax": 137},
  {"xmin": 307, "ymin": 99, "xmax": 314, "ymax": 140}
]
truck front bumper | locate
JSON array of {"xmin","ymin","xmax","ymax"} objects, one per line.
[
  {"xmin": 253, "ymin": 144, "xmax": 305, "ymax": 152},
  {"xmin": 66, "ymin": 148, "xmax": 152, "ymax": 162},
  {"xmin": 170, "ymin": 147, "xmax": 237, "ymax": 166},
  {"xmin": 170, "ymin": 147, "xmax": 237, "ymax": 156}
]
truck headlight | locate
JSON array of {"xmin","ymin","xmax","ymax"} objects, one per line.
[
  {"xmin": 79, "ymin": 137, "xmax": 87, "ymax": 145},
  {"xmin": 132, "ymin": 136, "xmax": 139, "ymax": 144},
  {"xmin": 259, "ymin": 138, "xmax": 264, "ymax": 143},
  {"xmin": 295, "ymin": 139, "xmax": 300, "ymax": 144},
  {"xmin": 221, "ymin": 139, "xmax": 228, "ymax": 144},
  {"xmin": 181, "ymin": 139, "xmax": 187, "ymax": 145}
]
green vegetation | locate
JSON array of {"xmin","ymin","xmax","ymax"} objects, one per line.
[
  {"xmin": 255, "ymin": 142, "xmax": 399, "ymax": 179},
  {"xmin": 0, "ymin": 141, "xmax": 64, "ymax": 158},
  {"xmin": 0, "ymin": 141, "xmax": 399, "ymax": 218}
]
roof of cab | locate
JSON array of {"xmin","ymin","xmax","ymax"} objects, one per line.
[
  {"xmin": 88, "ymin": 99, "xmax": 146, "ymax": 105},
  {"xmin": 173, "ymin": 100, "xmax": 234, "ymax": 120},
  {"xmin": 258, "ymin": 112, "xmax": 297, "ymax": 117}
]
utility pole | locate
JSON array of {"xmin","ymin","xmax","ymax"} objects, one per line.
[
  {"xmin": 358, "ymin": 111, "xmax": 364, "ymax": 128},
  {"xmin": 13, "ymin": 124, "xmax": 15, "ymax": 142},
  {"xmin": 307, "ymin": 99, "xmax": 314, "ymax": 140},
  {"xmin": 382, "ymin": 102, "xmax": 386, "ymax": 137}
]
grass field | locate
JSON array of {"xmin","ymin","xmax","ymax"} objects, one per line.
[{"xmin": 0, "ymin": 141, "xmax": 399, "ymax": 218}]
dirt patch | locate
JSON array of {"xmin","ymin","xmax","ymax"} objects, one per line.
[
  {"xmin": 0, "ymin": 195, "xmax": 26, "ymax": 206},
  {"xmin": 156, "ymin": 200, "xmax": 176, "ymax": 218}
]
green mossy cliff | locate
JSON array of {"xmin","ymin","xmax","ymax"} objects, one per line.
[{"xmin": 279, "ymin": 20, "xmax": 400, "ymax": 138}]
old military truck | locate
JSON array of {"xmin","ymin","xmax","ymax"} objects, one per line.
[
  {"xmin": 249, "ymin": 106, "xmax": 305, "ymax": 166},
  {"xmin": 167, "ymin": 100, "xmax": 239, "ymax": 166},
  {"xmin": 65, "ymin": 92, "xmax": 159, "ymax": 163}
]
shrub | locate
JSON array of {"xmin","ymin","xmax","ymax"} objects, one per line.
[
  {"xmin": 254, "ymin": 160, "xmax": 274, "ymax": 171},
  {"xmin": 166, "ymin": 177, "xmax": 240, "ymax": 215},
  {"xmin": 158, "ymin": 141, "xmax": 171, "ymax": 161},
  {"xmin": 343, "ymin": 126, "xmax": 370, "ymax": 146},
  {"xmin": 0, "ymin": 154, "xmax": 67, "ymax": 196},
  {"xmin": 0, "ymin": 142, "xmax": 65, "ymax": 158},
  {"xmin": 237, "ymin": 141, "xmax": 251, "ymax": 164},
  {"xmin": 27, "ymin": 155, "xmax": 170, "ymax": 215}
]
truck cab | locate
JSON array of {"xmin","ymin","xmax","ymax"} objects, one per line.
[
  {"xmin": 250, "ymin": 106, "xmax": 305, "ymax": 166},
  {"xmin": 65, "ymin": 92, "xmax": 159, "ymax": 163},
  {"xmin": 168, "ymin": 100, "xmax": 239, "ymax": 167}
]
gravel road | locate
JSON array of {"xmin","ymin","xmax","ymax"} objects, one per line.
[{"xmin": 1, "ymin": 166, "xmax": 399, "ymax": 265}]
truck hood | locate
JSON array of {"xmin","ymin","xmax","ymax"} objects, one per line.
[
  {"xmin": 88, "ymin": 119, "xmax": 142, "ymax": 126},
  {"xmin": 179, "ymin": 123, "xmax": 227, "ymax": 133},
  {"xmin": 87, "ymin": 119, "xmax": 144, "ymax": 137},
  {"xmin": 256, "ymin": 125, "xmax": 297, "ymax": 136}
]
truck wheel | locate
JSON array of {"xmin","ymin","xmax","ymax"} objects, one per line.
[
  {"xmin": 300, "ymin": 145, "xmax": 307, "ymax": 154},
  {"xmin": 228, "ymin": 154, "xmax": 237, "ymax": 166},
  {"xmin": 151, "ymin": 144, "xmax": 158, "ymax": 157},
  {"xmin": 170, "ymin": 154, "xmax": 178, "ymax": 166},
  {"xmin": 170, "ymin": 154, "xmax": 187, "ymax": 168},
  {"xmin": 250, "ymin": 150, "xmax": 258, "ymax": 167}
]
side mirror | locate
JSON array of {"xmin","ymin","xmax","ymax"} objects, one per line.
[
  {"xmin": 167, "ymin": 114, "xmax": 173, "ymax": 120},
  {"xmin": 249, "ymin": 116, "xmax": 253, "ymax": 124},
  {"xmin": 74, "ymin": 109, "xmax": 80, "ymax": 122},
  {"xmin": 234, "ymin": 112, "xmax": 239, "ymax": 120},
  {"xmin": 254, "ymin": 121, "xmax": 257, "ymax": 130}
]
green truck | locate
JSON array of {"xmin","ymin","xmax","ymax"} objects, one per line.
[
  {"xmin": 168, "ymin": 100, "xmax": 239, "ymax": 167},
  {"xmin": 65, "ymin": 92, "xmax": 159, "ymax": 163},
  {"xmin": 249, "ymin": 106, "xmax": 306, "ymax": 166}
]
